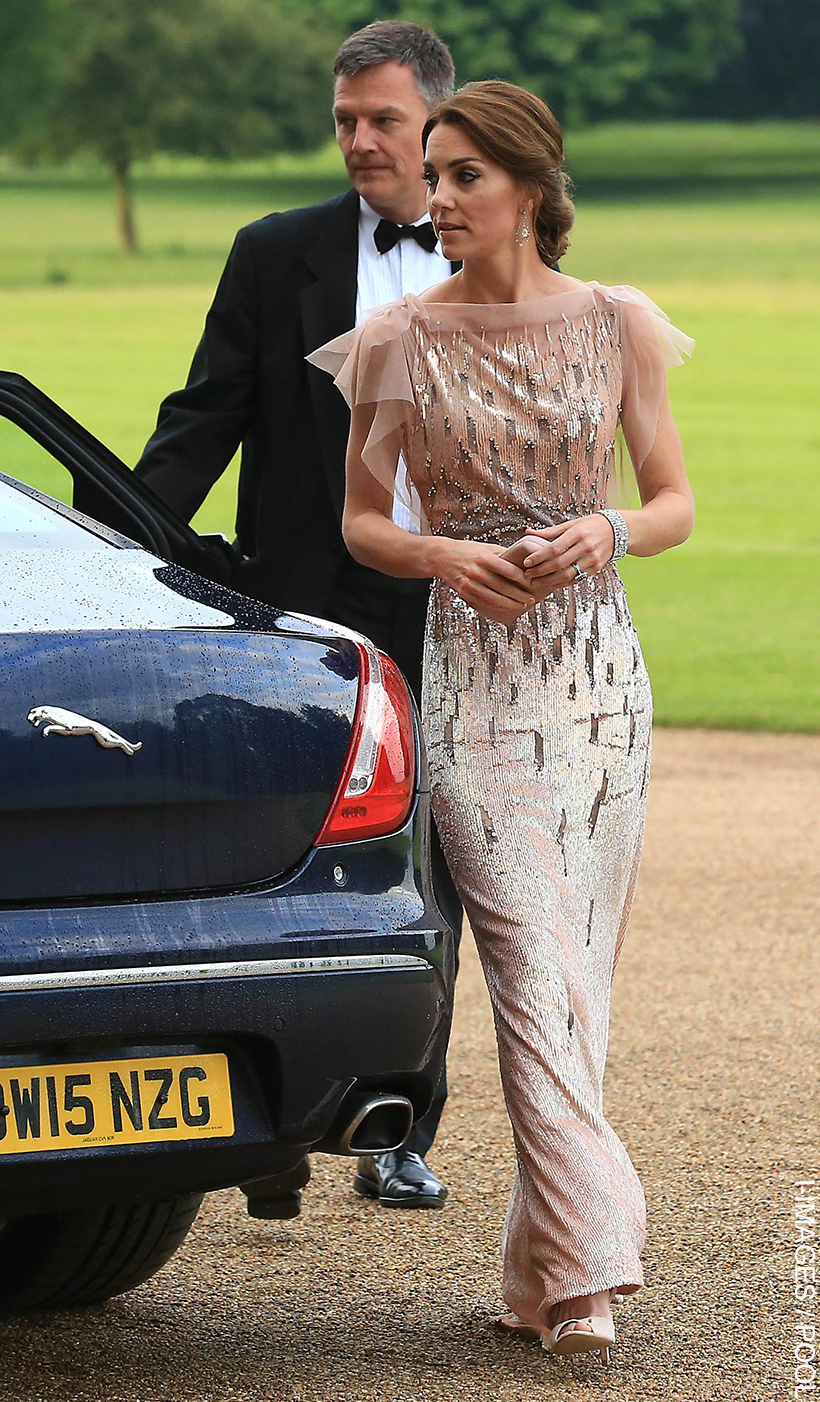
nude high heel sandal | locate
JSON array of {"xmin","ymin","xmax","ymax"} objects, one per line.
[{"xmin": 545, "ymin": 1314, "xmax": 615, "ymax": 1364}]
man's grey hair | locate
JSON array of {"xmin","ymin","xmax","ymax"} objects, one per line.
[{"xmin": 334, "ymin": 22, "xmax": 455, "ymax": 109}]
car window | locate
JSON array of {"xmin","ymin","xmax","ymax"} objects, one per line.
[
  {"xmin": 0, "ymin": 476, "xmax": 108, "ymax": 550},
  {"xmin": 0, "ymin": 416, "xmax": 73, "ymax": 508}
]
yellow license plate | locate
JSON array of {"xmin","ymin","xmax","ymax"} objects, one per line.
[{"xmin": 0, "ymin": 1053, "xmax": 234, "ymax": 1154}]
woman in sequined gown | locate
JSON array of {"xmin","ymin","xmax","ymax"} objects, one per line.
[{"xmin": 310, "ymin": 81, "xmax": 694, "ymax": 1358}]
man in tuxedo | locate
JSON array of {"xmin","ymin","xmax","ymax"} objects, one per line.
[{"xmin": 136, "ymin": 22, "xmax": 460, "ymax": 1209}]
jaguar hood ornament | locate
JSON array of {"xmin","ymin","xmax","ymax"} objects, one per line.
[{"xmin": 27, "ymin": 706, "xmax": 142, "ymax": 756}]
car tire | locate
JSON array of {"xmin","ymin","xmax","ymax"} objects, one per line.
[{"xmin": 0, "ymin": 1193, "xmax": 203, "ymax": 1311}]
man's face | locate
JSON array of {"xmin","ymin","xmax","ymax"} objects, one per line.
[{"xmin": 333, "ymin": 61, "xmax": 430, "ymax": 220}]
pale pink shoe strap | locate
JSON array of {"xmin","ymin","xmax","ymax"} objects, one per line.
[
  {"xmin": 551, "ymin": 1315, "xmax": 615, "ymax": 1345},
  {"xmin": 552, "ymin": 1317, "xmax": 596, "ymax": 1341}
]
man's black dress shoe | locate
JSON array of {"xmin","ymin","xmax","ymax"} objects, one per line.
[{"xmin": 353, "ymin": 1148, "xmax": 448, "ymax": 1208}]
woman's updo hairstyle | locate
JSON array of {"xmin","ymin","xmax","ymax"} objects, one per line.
[{"xmin": 422, "ymin": 80, "xmax": 574, "ymax": 266}]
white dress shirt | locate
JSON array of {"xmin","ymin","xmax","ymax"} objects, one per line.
[{"xmin": 356, "ymin": 197, "xmax": 451, "ymax": 533}]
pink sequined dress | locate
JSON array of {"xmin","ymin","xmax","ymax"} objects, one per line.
[{"xmin": 310, "ymin": 281, "xmax": 692, "ymax": 1326}]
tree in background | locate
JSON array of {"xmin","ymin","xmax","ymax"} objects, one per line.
[
  {"xmin": 16, "ymin": 0, "xmax": 341, "ymax": 253},
  {"xmin": 0, "ymin": 0, "xmax": 65, "ymax": 144},
  {"xmin": 322, "ymin": 0, "xmax": 742, "ymax": 126},
  {"xmin": 692, "ymin": 0, "xmax": 820, "ymax": 118}
]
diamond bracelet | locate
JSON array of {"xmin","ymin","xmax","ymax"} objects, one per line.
[{"xmin": 598, "ymin": 508, "xmax": 629, "ymax": 562}]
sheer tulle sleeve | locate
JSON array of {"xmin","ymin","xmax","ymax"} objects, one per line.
[
  {"xmin": 607, "ymin": 285, "xmax": 694, "ymax": 473},
  {"xmin": 306, "ymin": 297, "xmax": 419, "ymax": 507}
]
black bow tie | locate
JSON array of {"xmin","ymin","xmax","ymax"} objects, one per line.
[{"xmin": 374, "ymin": 218, "xmax": 438, "ymax": 255}]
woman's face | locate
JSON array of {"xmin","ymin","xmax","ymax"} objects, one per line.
[{"xmin": 423, "ymin": 123, "xmax": 529, "ymax": 260}]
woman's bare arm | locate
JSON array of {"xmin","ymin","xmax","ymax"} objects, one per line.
[
  {"xmin": 618, "ymin": 390, "xmax": 694, "ymax": 556},
  {"xmin": 520, "ymin": 388, "xmax": 694, "ymax": 588},
  {"xmin": 342, "ymin": 402, "xmax": 536, "ymax": 624}
]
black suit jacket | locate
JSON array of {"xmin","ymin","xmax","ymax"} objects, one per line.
[{"xmin": 136, "ymin": 188, "xmax": 452, "ymax": 617}]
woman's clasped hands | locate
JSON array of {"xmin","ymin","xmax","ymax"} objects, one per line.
[
  {"xmin": 440, "ymin": 515, "xmax": 617, "ymax": 624},
  {"xmin": 436, "ymin": 538, "xmax": 536, "ymax": 625},
  {"xmin": 520, "ymin": 515, "xmax": 617, "ymax": 596}
]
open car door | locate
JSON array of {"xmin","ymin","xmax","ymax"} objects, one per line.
[{"xmin": 0, "ymin": 371, "xmax": 236, "ymax": 585}]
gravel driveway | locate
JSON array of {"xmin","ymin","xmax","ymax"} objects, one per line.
[{"xmin": 1, "ymin": 728, "xmax": 816, "ymax": 1402}]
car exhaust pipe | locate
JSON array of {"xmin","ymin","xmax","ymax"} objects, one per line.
[{"xmin": 320, "ymin": 1092, "xmax": 414, "ymax": 1157}]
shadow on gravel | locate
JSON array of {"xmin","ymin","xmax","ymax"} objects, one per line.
[{"xmin": 0, "ymin": 1296, "xmax": 637, "ymax": 1401}]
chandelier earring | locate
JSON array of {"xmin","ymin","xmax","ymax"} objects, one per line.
[{"xmin": 515, "ymin": 210, "xmax": 531, "ymax": 248}]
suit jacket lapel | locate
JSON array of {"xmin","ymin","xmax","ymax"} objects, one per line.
[
  {"xmin": 301, "ymin": 187, "xmax": 359, "ymax": 349},
  {"xmin": 301, "ymin": 188, "xmax": 360, "ymax": 518}
]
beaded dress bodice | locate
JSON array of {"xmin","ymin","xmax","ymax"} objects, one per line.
[{"xmin": 402, "ymin": 292, "xmax": 622, "ymax": 546}]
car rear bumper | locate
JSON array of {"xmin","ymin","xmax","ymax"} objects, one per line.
[
  {"xmin": 0, "ymin": 950, "xmax": 449, "ymax": 1214},
  {"xmin": 0, "ymin": 808, "xmax": 454, "ymax": 1214}
]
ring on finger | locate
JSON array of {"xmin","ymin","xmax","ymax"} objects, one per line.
[{"xmin": 572, "ymin": 562, "xmax": 589, "ymax": 582}]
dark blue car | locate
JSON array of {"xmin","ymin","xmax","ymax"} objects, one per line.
[{"xmin": 0, "ymin": 373, "xmax": 453, "ymax": 1310}]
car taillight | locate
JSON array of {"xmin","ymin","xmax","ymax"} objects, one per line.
[{"xmin": 316, "ymin": 643, "xmax": 416, "ymax": 845}]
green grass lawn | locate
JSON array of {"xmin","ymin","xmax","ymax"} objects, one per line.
[{"xmin": 1, "ymin": 123, "xmax": 818, "ymax": 732}]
